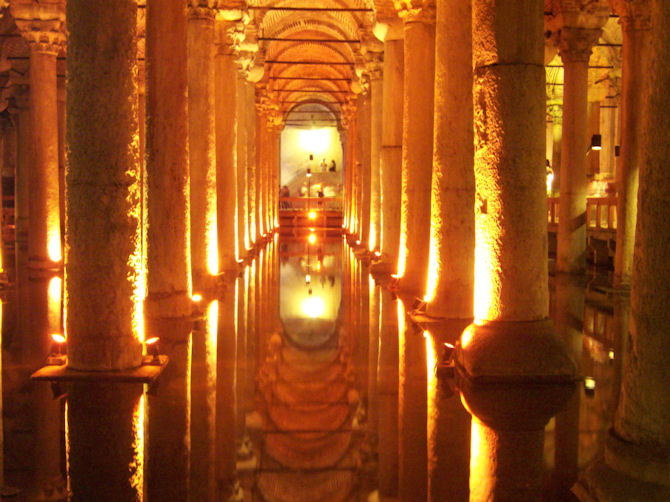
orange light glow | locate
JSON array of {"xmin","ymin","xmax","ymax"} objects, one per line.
[
  {"xmin": 308, "ymin": 233, "xmax": 316, "ymax": 245},
  {"xmin": 368, "ymin": 225, "xmax": 376, "ymax": 252},
  {"xmin": 207, "ymin": 300, "xmax": 218, "ymax": 349},
  {"xmin": 207, "ymin": 219, "xmax": 218, "ymax": 275},
  {"xmin": 424, "ymin": 227, "xmax": 439, "ymax": 303},
  {"xmin": 51, "ymin": 333, "xmax": 66, "ymax": 344},
  {"xmin": 396, "ymin": 224, "xmax": 407, "ymax": 279},
  {"xmin": 47, "ymin": 232, "xmax": 62, "ymax": 263},
  {"xmin": 48, "ymin": 276, "xmax": 62, "ymax": 303},
  {"xmin": 460, "ymin": 324, "xmax": 475, "ymax": 349},
  {"xmin": 130, "ymin": 393, "xmax": 145, "ymax": 499},
  {"xmin": 191, "ymin": 293, "xmax": 203, "ymax": 303},
  {"xmin": 308, "ymin": 211, "xmax": 316, "ymax": 220}
]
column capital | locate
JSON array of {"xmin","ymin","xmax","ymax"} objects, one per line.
[
  {"xmin": 11, "ymin": 1, "xmax": 65, "ymax": 55},
  {"xmin": 545, "ymin": 0, "xmax": 610, "ymax": 30},
  {"xmin": 187, "ymin": 1, "xmax": 217, "ymax": 21},
  {"xmin": 215, "ymin": 18, "xmax": 244, "ymax": 55},
  {"xmin": 609, "ymin": 0, "xmax": 651, "ymax": 31},
  {"xmin": 556, "ymin": 26, "xmax": 602, "ymax": 63},
  {"xmin": 393, "ymin": 0, "xmax": 435, "ymax": 24}
]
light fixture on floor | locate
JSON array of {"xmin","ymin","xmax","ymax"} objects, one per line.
[
  {"xmin": 143, "ymin": 337, "xmax": 161, "ymax": 365},
  {"xmin": 47, "ymin": 334, "xmax": 67, "ymax": 366},
  {"xmin": 587, "ymin": 134, "xmax": 602, "ymax": 153}
]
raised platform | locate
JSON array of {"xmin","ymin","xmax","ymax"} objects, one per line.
[{"xmin": 31, "ymin": 355, "xmax": 169, "ymax": 385}]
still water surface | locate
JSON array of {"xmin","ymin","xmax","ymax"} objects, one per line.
[{"xmin": 1, "ymin": 237, "xmax": 623, "ymax": 501}]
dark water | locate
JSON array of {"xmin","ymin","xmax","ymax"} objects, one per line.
[{"xmin": 0, "ymin": 237, "xmax": 623, "ymax": 501}]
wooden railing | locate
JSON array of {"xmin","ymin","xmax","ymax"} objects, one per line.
[
  {"xmin": 279, "ymin": 196, "xmax": 342, "ymax": 212},
  {"xmin": 547, "ymin": 196, "xmax": 618, "ymax": 232}
]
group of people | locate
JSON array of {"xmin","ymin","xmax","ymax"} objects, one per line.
[{"xmin": 319, "ymin": 158, "xmax": 336, "ymax": 172}]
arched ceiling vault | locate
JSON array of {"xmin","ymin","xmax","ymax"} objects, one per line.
[{"xmin": 245, "ymin": 0, "xmax": 385, "ymax": 126}]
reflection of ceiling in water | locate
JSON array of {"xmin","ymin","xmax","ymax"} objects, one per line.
[
  {"xmin": 254, "ymin": 239, "xmax": 364, "ymax": 502},
  {"xmin": 279, "ymin": 241, "xmax": 342, "ymax": 348}
]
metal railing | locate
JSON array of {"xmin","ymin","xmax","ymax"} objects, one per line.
[
  {"xmin": 279, "ymin": 196, "xmax": 343, "ymax": 212},
  {"xmin": 547, "ymin": 196, "xmax": 618, "ymax": 232}
]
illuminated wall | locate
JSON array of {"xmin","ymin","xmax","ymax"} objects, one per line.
[{"xmin": 280, "ymin": 126, "xmax": 343, "ymax": 187}]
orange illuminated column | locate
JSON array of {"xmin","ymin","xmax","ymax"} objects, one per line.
[
  {"xmin": 425, "ymin": 0, "xmax": 474, "ymax": 318},
  {"xmin": 254, "ymin": 96, "xmax": 264, "ymax": 237},
  {"xmin": 65, "ymin": 0, "xmax": 143, "ymax": 370},
  {"xmin": 424, "ymin": 0, "xmax": 474, "ymax": 499},
  {"xmin": 367, "ymin": 51, "xmax": 384, "ymax": 252},
  {"xmin": 215, "ymin": 19, "xmax": 239, "ymax": 273},
  {"xmin": 395, "ymin": 2, "xmax": 434, "ymax": 296},
  {"xmin": 269, "ymin": 122, "xmax": 281, "ymax": 230},
  {"xmin": 614, "ymin": 3, "xmax": 651, "ymax": 287},
  {"xmin": 188, "ymin": 2, "xmax": 218, "ymax": 291},
  {"xmin": 578, "ymin": 2, "xmax": 670, "ymax": 498},
  {"xmin": 236, "ymin": 68, "xmax": 249, "ymax": 254},
  {"xmin": 378, "ymin": 25, "xmax": 403, "ymax": 272},
  {"xmin": 356, "ymin": 91, "xmax": 371, "ymax": 247},
  {"xmin": 12, "ymin": 3, "xmax": 64, "ymax": 273},
  {"xmin": 145, "ymin": 0, "xmax": 192, "ymax": 327},
  {"xmin": 246, "ymin": 80, "xmax": 258, "ymax": 245},
  {"xmin": 552, "ymin": 14, "xmax": 607, "ymax": 274},
  {"xmin": 456, "ymin": 1, "xmax": 577, "ymax": 500}
]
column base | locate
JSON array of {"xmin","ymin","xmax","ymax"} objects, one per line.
[
  {"xmin": 28, "ymin": 257, "xmax": 63, "ymax": 278},
  {"xmin": 455, "ymin": 319, "xmax": 577, "ymax": 382},
  {"xmin": 573, "ymin": 452, "xmax": 670, "ymax": 502}
]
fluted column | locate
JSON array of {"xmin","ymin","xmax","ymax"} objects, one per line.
[
  {"xmin": 379, "ymin": 30, "xmax": 403, "ymax": 272},
  {"xmin": 215, "ymin": 19, "xmax": 239, "ymax": 272},
  {"xmin": 188, "ymin": 2, "xmax": 218, "ymax": 290},
  {"xmin": 65, "ymin": 0, "xmax": 143, "ymax": 370},
  {"xmin": 13, "ymin": 3, "xmax": 65, "ymax": 273},
  {"xmin": 395, "ymin": 3, "xmax": 435, "ymax": 296},
  {"xmin": 554, "ymin": 20, "xmax": 605, "ymax": 274},
  {"xmin": 456, "ymin": 2, "xmax": 577, "ymax": 500},
  {"xmin": 367, "ymin": 54, "xmax": 383, "ymax": 252},
  {"xmin": 613, "ymin": 0, "xmax": 651, "ymax": 287}
]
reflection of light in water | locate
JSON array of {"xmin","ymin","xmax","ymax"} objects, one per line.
[
  {"xmin": 130, "ymin": 393, "xmax": 145, "ymax": 500},
  {"xmin": 308, "ymin": 233, "xmax": 316, "ymax": 245},
  {"xmin": 65, "ymin": 400, "xmax": 70, "ymax": 494},
  {"xmin": 301, "ymin": 295, "xmax": 325, "ymax": 318},
  {"xmin": 48, "ymin": 276, "xmax": 62, "ymax": 303},
  {"xmin": 48, "ymin": 276, "xmax": 62, "ymax": 336}
]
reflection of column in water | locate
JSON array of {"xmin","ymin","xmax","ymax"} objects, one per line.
[
  {"xmin": 367, "ymin": 275, "xmax": 380, "ymax": 440},
  {"xmin": 26, "ymin": 276, "xmax": 64, "ymax": 498},
  {"xmin": 215, "ymin": 279, "xmax": 238, "ymax": 499},
  {"xmin": 67, "ymin": 383, "xmax": 143, "ymax": 501},
  {"xmin": 377, "ymin": 289, "xmax": 399, "ymax": 499},
  {"xmin": 236, "ymin": 274, "xmax": 248, "ymax": 447},
  {"xmin": 146, "ymin": 319, "xmax": 192, "ymax": 501},
  {"xmin": 356, "ymin": 259, "xmax": 369, "ymax": 420},
  {"xmin": 426, "ymin": 324, "xmax": 471, "ymax": 502},
  {"xmin": 552, "ymin": 275, "xmax": 585, "ymax": 495},
  {"xmin": 190, "ymin": 300, "xmax": 218, "ymax": 501},
  {"xmin": 398, "ymin": 299, "xmax": 427, "ymax": 501}
]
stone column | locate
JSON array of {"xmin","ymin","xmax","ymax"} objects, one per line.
[
  {"xmin": 555, "ymin": 27, "xmax": 603, "ymax": 274},
  {"xmin": 254, "ymin": 100, "xmax": 264, "ymax": 237},
  {"xmin": 455, "ymin": 2, "xmax": 577, "ymax": 500},
  {"xmin": 65, "ymin": 0, "xmax": 143, "ymax": 370},
  {"xmin": 356, "ymin": 91, "xmax": 371, "ymax": 247},
  {"xmin": 236, "ymin": 69, "xmax": 249, "ymax": 254},
  {"xmin": 145, "ymin": 0, "xmax": 192, "ymax": 325},
  {"xmin": 7, "ymin": 88, "xmax": 30, "ymax": 269},
  {"xmin": 425, "ymin": 0, "xmax": 474, "ymax": 318},
  {"xmin": 13, "ymin": 4, "xmax": 65, "ymax": 272},
  {"xmin": 578, "ymin": 2, "xmax": 670, "ymax": 498},
  {"xmin": 395, "ymin": 3, "xmax": 435, "ymax": 296},
  {"xmin": 215, "ymin": 19, "xmax": 239, "ymax": 272},
  {"xmin": 613, "ymin": 0, "xmax": 651, "ymax": 287},
  {"xmin": 367, "ymin": 53, "xmax": 384, "ymax": 252},
  {"xmin": 379, "ymin": 30, "xmax": 403, "ymax": 272},
  {"xmin": 188, "ymin": 1, "xmax": 218, "ymax": 290},
  {"xmin": 246, "ymin": 81, "xmax": 258, "ymax": 245}
]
